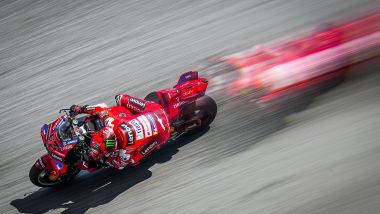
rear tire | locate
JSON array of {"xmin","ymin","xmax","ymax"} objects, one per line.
[
  {"xmin": 194, "ymin": 95, "xmax": 217, "ymax": 129},
  {"xmin": 182, "ymin": 95, "xmax": 217, "ymax": 135}
]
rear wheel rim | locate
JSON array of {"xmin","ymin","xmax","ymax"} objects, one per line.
[{"xmin": 194, "ymin": 110, "xmax": 213, "ymax": 127}]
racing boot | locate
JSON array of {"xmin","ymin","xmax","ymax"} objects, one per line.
[
  {"xmin": 119, "ymin": 149, "xmax": 131, "ymax": 163},
  {"xmin": 105, "ymin": 149, "xmax": 130, "ymax": 170}
]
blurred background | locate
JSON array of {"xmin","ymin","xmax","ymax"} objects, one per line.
[{"xmin": 1, "ymin": 0, "xmax": 379, "ymax": 213}]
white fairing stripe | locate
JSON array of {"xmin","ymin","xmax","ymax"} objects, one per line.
[{"xmin": 154, "ymin": 112, "xmax": 166, "ymax": 131}]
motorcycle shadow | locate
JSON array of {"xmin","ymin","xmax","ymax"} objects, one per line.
[{"xmin": 10, "ymin": 128, "xmax": 209, "ymax": 214}]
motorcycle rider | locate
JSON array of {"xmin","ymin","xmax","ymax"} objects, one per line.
[{"xmin": 70, "ymin": 94, "xmax": 170, "ymax": 170}]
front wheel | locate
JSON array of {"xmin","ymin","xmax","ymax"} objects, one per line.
[{"xmin": 29, "ymin": 165, "xmax": 80, "ymax": 187}]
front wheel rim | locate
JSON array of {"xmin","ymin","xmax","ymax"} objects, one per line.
[{"xmin": 37, "ymin": 171, "xmax": 62, "ymax": 186}]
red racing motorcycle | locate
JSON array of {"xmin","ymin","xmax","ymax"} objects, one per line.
[{"xmin": 30, "ymin": 71, "xmax": 217, "ymax": 187}]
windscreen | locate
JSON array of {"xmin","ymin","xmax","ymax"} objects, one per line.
[{"xmin": 57, "ymin": 119, "xmax": 74, "ymax": 140}]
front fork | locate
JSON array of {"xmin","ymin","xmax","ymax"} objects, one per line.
[{"xmin": 34, "ymin": 153, "xmax": 68, "ymax": 179}]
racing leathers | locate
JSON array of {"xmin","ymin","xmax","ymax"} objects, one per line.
[{"xmin": 71, "ymin": 94, "xmax": 170, "ymax": 170}]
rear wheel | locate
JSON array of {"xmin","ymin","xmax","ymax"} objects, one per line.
[
  {"xmin": 194, "ymin": 95, "xmax": 217, "ymax": 128},
  {"xmin": 183, "ymin": 95, "xmax": 217, "ymax": 133}
]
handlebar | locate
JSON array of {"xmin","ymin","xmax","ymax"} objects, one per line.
[
  {"xmin": 59, "ymin": 108, "xmax": 71, "ymax": 112},
  {"xmin": 59, "ymin": 108, "xmax": 78, "ymax": 120}
]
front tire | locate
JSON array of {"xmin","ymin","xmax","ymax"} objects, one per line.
[
  {"xmin": 29, "ymin": 165, "xmax": 62, "ymax": 187},
  {"xmin": 29, "ymin": 165, "xmax": 79, "ymax": 187}
]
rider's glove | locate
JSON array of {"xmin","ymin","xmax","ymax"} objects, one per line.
[{"xmin": 69, "ymin": 104, "xmax": 83, "ymax": 115}]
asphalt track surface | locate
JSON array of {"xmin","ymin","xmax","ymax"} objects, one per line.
[{"xmin": 1, "ymin": 0, "xmax": 379, "ymax": 213}]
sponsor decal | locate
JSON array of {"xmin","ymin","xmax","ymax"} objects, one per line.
[
  {"xmin": 129, "ymin": 119, "xmax": 144, "ymax": 140},
  {"xmin": 38, "ymin": 158, "xmax": 45, "ymax": 168},
  {"xmin": 173, "ymin": 97, "xmax": 186, "ymax": 108},
  {"xmin": 173, "ymin": 101, "xmax": 185, "ymax": 108},
  {"xmin": 41, "ymin": 125, "xmax": 48, "ymax": 136},
  {"xmin": 60, "ymin": 144, "xmax": 74, "ymax": 151},
  {"xmin": 41, "ymin": 124, "xmax": 49, "ymax": 142},
  {"xmin": 154, "ymin": 113, "xmax": 166, "ymax": 130},
  {"xmin": 146, "ymin": 113, "xmax": 158, "ymax": 135},
  {"xmin": 62, "ymin": 138, "xmax": 78, "ymax": 146},
  {"xmin": 129, "ymin": 97, "xmax": 146, "ymax": 109},
  {"xmin": 126, "ymin": 104, "xmax": 142, "ymax": 113},
  {"xmin": 106, "ymin": 139, "xmax": 116, "ymax": 148},
  {"xmin": 137, "ymin": 115, "xmax": 152, "ymax": 138},
  {"xmin": 54, "ymin": 160, "xmax": 63, "ymax": 170},
  {"xmin": 51, "ymin": 152, "xmax": 64, "ymax": 162},
  {"xmin": 182, "ymin": 90, "xmax": 193, "ymax": 96},
  {"xmin": 120, "ymin": 123, "xmax": 134, "ymax": 145},
  {"xmin": 140, "ymin": 141, "xmax": 158, "ymax": 156}
]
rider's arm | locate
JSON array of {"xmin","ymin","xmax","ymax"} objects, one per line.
[
  {"xmin": 81, "ymin": 104, "xmax": 108, "ymax": 115},
  {"xmin": 115, "ymin": 94, "xmax": 153, "ymax": 114},
  {"xmin": 70, "ymin": 104, "xmax": 108, "ymax": 117}
]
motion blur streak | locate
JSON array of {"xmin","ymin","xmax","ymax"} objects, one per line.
[
  {"xmin": 201, "ymin": 10, "xmax": 380, "ymax": 108},
  {"xmin": 1, "ymin": 0, "xmax": 380, "ymax": 214}
]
